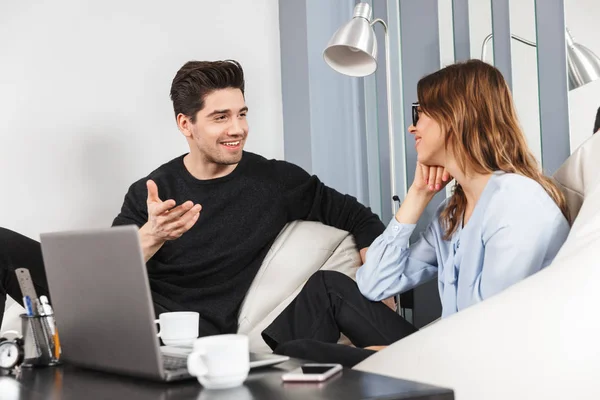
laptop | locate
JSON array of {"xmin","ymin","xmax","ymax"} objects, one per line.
[{"xmin": 40, "ymin": 225, "xmax": 289, "ymax": 381}]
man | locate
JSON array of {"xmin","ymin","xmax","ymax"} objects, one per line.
[{"xmin": 0, "ymin": 60, "xmax": 385, "ymax": 336}]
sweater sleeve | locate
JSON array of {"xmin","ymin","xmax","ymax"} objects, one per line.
[
  {"xmin": 275, "ymin": 160, "xmax": 385, "ymax": 249},
  {"xmin": 112, "ymin": 180, "xmax": 148, "ymax": 228}
]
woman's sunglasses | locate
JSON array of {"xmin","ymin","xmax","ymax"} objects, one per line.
[{"xmin": 412, "ymin": 102, "xmax": 420, "ymax": 126}]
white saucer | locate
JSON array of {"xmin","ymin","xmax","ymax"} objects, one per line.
[
  {"xmin": 161, "ymin": 338, "xmax": 195, "ymax": 347},
  {"xmin": 199, "ymin": 372, "xmax": 248, "ymax": 389},
  {"xmin": 160, "ymin": 347, "xmax": 289, "ymax": 369}
]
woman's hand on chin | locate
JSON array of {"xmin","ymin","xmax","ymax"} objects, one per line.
[
  {"xmin": 395, "ymin": 162, "xmax": 453, "ymax": 224},
  {"xmin": 412, "ymin": 162, "xmax": 452, "ymax": 195}
]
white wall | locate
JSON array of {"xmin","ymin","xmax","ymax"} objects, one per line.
[
  {"xmin": 438, "ymin": 0, "xmax": 455, "ymax": 67},
  {"xmin": 0, "ymin": 0, "xmax": 284, "ymax": 239},
  {"xmin": 508, "ymin": 0, "xmax": 542, "ymax": 163}
]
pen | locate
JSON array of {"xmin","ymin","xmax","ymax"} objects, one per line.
[
  {"xmin": 40, "ymin": 295, "xmax": 61, "ymax": 358},
  {"xmin": 24, "ymin": 295, "xmax": 34, "ymax": 317},
  {"xmin": 39, "ymin": 296, "xmax": 55, "ymax": 333}
]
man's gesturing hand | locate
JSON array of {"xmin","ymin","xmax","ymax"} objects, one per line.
[{"xmin": 146, "ymin": 180, "xmax": 202, "ymax": 242}]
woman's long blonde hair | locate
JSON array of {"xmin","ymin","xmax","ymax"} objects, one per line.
[{"xmin": 417, "ymin": 59, "xmax": 569, "ymax": 239}]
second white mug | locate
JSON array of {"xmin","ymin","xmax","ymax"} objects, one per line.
[
  {"xmin": 187, "ymin": 334, "xmax": 250, "ymax": 389},
  {"xmin": 155, "ymin": 311, "xmax": 199, "ymax": 347}
]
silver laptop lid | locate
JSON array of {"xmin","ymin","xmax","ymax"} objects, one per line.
[{"xmin": 40, "ymin": 225, "xmax": 165, "ymax": 379}]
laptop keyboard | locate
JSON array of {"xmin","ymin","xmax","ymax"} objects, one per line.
[
  {"xmin": 162, "ymin": 355, "xmax": 187, "ymax": 370},
  {"xmin": 160, "ymin": 349, "xmax": 289, "ymax": 371}
]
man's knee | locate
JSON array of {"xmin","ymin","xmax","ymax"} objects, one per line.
[
  {"xmin": 305, "ymin": 270, "xmax": 357, "ymax": 295},
  {"xmin": 303, "ymin": 270, "xmax": 327, "ymax": 294},
  {"xmin": 321, "ymin": 270, "xmax": 357, "ymax": 291}
]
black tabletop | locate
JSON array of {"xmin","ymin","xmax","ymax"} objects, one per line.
[{"xmin": 0, "ymin": 359, "xmax": 453, "ymax": 400}]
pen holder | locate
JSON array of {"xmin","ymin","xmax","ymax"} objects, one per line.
[{"xmin": 20, "ymin": 313, "xmax": 61, "ymax": 367}]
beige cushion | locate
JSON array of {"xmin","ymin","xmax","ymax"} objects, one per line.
[
  {"xmin": 553, "ymin": 133, "xmax": 600, "ymax": 222},
  {"xmin": 238, "ymin": 220, "xmax": 361, "ymax": 352},
  {"xmin": 354, "ymin": 136, "xmax": 600, "ymax": 400}
]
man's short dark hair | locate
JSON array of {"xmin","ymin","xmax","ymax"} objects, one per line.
[
  {"xmin": 170, "ymin": 60, "xmax": 245, "ymax": 122},
  {"xmin": 594, "ymin": 106, "xmax": 600, "ymax": 134}
]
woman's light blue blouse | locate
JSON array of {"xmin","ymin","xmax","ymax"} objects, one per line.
[{"xmin": 356, "ymin": 171, "xmax": 570, "ymax": 317}]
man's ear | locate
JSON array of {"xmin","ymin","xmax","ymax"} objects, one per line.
[{"xmin": 176, "ymin": 113, "xmax": 193, "ymax": 138}]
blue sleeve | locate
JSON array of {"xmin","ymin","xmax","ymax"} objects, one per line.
[
  {"xmin": 476, "ymin": 204, "xmax": 570, "ymax": 301},
  {"xmin": 356, "ymin": 218, "xmax": 439, "ymax": 301}
]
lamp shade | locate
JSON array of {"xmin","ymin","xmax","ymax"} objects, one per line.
[
  {"xmin": 323, "ymin": 3, "xmax": 378, "ymax": 77},
  {"xmin": 567, "ymin": 29, "xmax": 600, "ymax": 90}
]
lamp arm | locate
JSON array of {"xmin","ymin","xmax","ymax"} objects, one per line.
[
  {"xmin": 481, "ymin": 33, "xmax": 537, "ymax": 61},
  {"xmin": 511, "ymin": 34, "xmax": 537, "ymax": 47},
  {"xmin": 371, "ymin": 18, "xmax": 388, "ymax": 30},
  {"xmin": 481, "ymin": 33, "xmax": 494, "ymax": 61},
  {"xmin": 371, "ymin": 18, "xmax": 398, "ymax": 215}
]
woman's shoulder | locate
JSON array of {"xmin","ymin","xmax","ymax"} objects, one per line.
[
  {"xmin": 490, "ymin": 172, "xmax": 556, "ymax": 207},
  {"xmin": 482, "ymin": 171, "xmax": 566, "ymax": 227}
]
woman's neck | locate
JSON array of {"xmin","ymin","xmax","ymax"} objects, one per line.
[{"xmin": 445, "ymin": 160, "xmax": 493, "ymax": 224}]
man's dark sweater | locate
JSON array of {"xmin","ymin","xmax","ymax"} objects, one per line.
[{"xmin": 112, "ymin": 151, "xmax": 385, "ymax": 334}]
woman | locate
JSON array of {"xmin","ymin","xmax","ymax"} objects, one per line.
[{"xmin": 262, "ymin": 59, "xmax": 571, "ymax": 367}]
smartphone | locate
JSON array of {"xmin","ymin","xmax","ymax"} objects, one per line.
[{"xmin": 281, "ymin": 363, "xmax": 343, "ymax": 382}]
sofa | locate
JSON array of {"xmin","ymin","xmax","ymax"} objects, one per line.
[
  {"xmin": 1, "ymin": 220, "xmax": 363, "ymax": 352},
  {"xmin": 5, "ymin": 133, "xmax": 596, "ymax": 396},
  {"xmin": 354, "ymin": 133, "xmax": 600, "ymax": 400}
]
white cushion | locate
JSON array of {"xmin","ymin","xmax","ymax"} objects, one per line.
[
  {"xmin": 354, "ymin": 135, "xmax": 600, "ymax": 400},
  {"xmin": 553, "ymin": 133, "xmax": 600, "ymax": 222}
]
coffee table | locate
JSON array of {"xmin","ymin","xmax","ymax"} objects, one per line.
[{"xmin": 0, "ymin": 358, "xmax": 454, "ymax": 399}]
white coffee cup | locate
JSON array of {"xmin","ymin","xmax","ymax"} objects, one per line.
[
  {"xmin": 154, "ymin": 311, "xmax": 199, "ymax": 347},
  {"xmin": 187, "ymin": 334, "xmax": 250, "ymax": 389}
]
